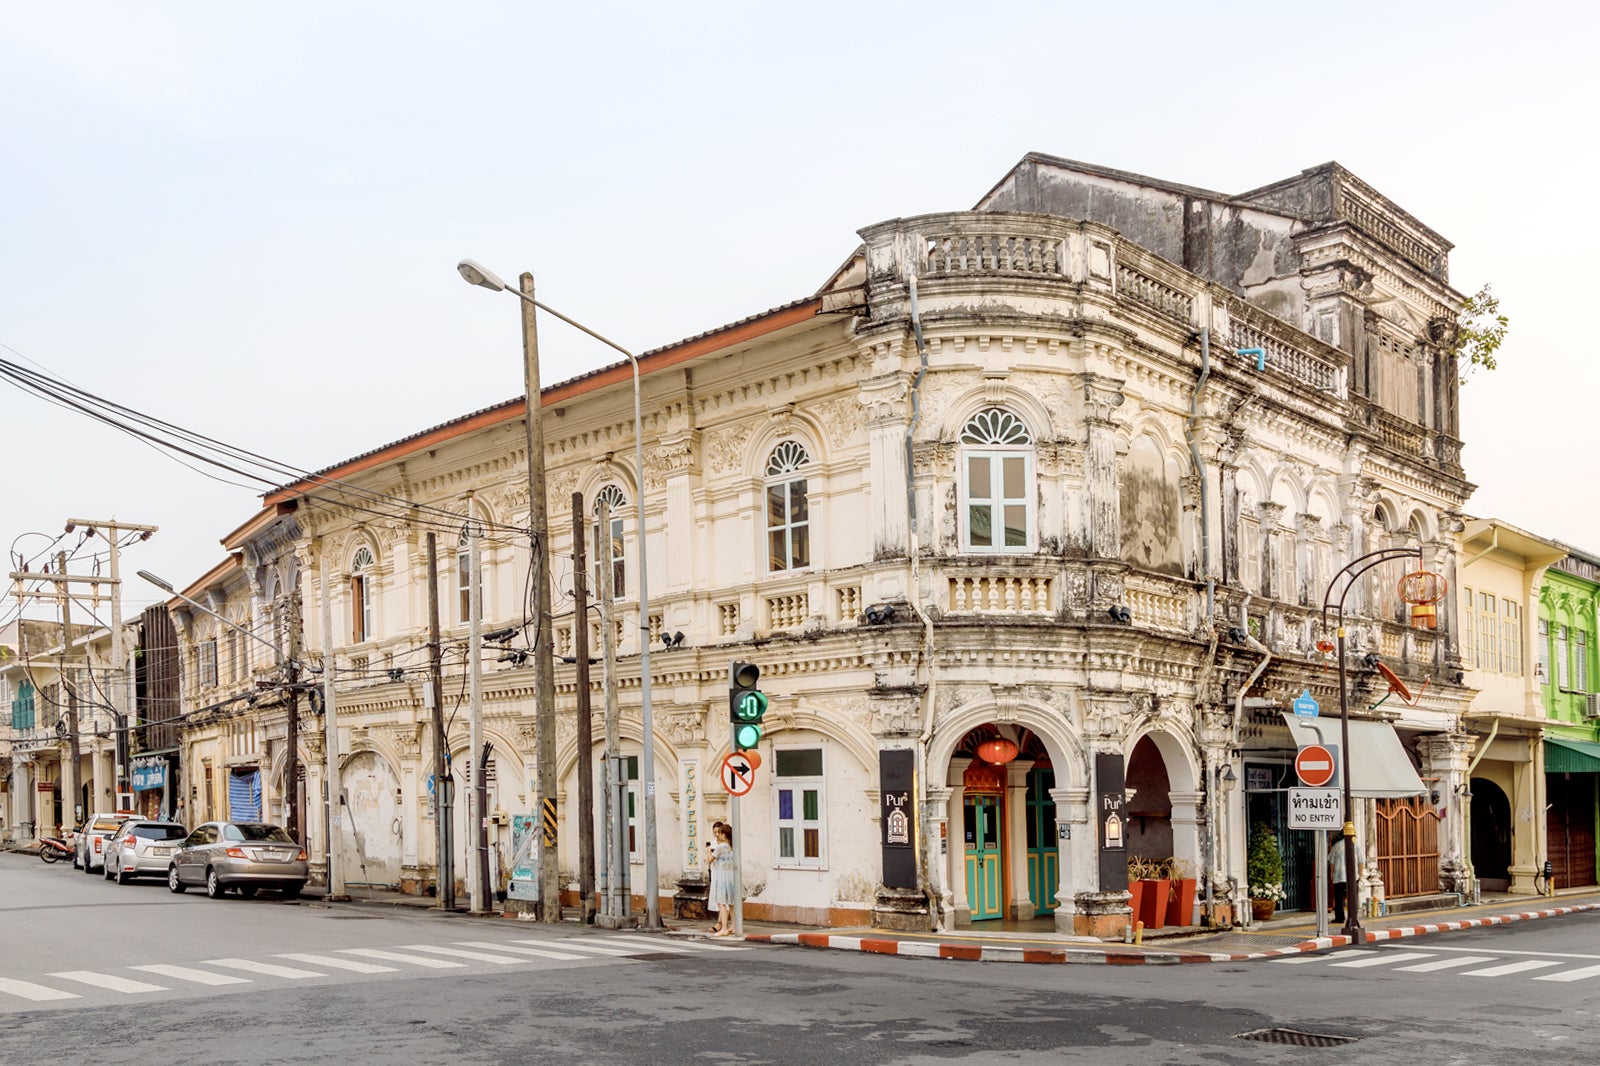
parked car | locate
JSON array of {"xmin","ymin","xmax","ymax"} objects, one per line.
[
  {"xmin": 167, "ymin": 821, "xmax": 308, "ymax": 899},
  {"xmin": 103, "ymin": 821, "xmax": 188, "ymax": 884},
  {"xmin": 76, "ymin": 813, "xmax": 129, "ymax": 874}
]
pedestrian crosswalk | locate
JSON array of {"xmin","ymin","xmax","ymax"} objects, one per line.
[
  {"xmin": 1271, "ymin": 946, "xmax": 1600, "ymax": 983},
  {"xmin": 0, "ymin": 935, "xmax": 747, "ymax": 1009}
]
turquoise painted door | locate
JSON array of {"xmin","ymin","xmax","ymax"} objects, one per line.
[
  {"xmin": 965, "ymin": 795, "xmax": 1002, "ymax": 920},
  {"xmin": 1025, "ymin": 768, "xmax": 1058, "ymax": 915}
]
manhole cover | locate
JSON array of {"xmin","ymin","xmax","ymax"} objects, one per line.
[{"xmin": 1234, "ymin": 1027, "xmax": 1356, "ymax": 1048}]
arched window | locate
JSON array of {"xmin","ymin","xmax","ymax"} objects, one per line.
[
  {"xmin": 350, "ymin": 546, "xmax": 375, "ymax": 643},
  {"xmin": 593, "ymin": 485, "xmax": 628, "ymax": 597},
  {"xmin": 766, "ymin": 441, "xmax": 811, "ymax": 572},
  {"xmin": 959, "ymin": 408, "xmax": 1034, "ymax": 552}
]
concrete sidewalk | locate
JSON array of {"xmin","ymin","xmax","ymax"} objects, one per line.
[{"xmin": 740, "ymin": 891, "xmax": 1600, "ymax": 965}]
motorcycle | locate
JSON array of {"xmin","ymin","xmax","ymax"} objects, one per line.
[{"xmin": 39, "ymin": 836, "xmax": 74, "ymax": 864}]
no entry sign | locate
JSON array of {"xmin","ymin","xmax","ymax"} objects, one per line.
[{"xmin": 1294, "ymin": 744, "xmax": 1338, "ymax": 788}]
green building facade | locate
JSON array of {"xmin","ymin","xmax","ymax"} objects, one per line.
[{"xmin": 1537, "ymin": 552, "xmax": 1600, "ymax": 888}]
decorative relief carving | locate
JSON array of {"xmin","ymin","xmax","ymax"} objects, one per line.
[
  {"xmin": 811, "ymin": 396, "xmax": 864, "ymax": 449},
  {"xmin": 912, "ymin": 441, "xmax": 957, "ymax": 477},
  {"xmin": 661, "ymin": 706, "xmax": 708, "ymax": 747},
  {"xmin": 1036, "ymin": 441, "xmax": 1085, "ymax": 478},
  {"xmin": 858, "ymin": 376, "xmax": 909, "ymax": 424},
  {"xmin": 704, "ymin": 422, "xmax": 756, "ymax": 477},
  {"xmin": 1079, "ymin": 373, "xmax": 1125, "ymax": 424}
]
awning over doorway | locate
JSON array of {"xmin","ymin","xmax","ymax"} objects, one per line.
[
  {"xmin": 1544, "ymin": 737, "xmax": 1600, "ymax": 774},
  {"xmin": 1281, "ymin": 714, "xmax": 1427, "ymax": 798}
]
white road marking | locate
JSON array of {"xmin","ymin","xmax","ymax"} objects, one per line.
[
  {"xmin": 0, "ymin": 978, "xmax": 79, "ymax": 1002},
  {"xmin": 1462, "ymin": 959, "xmax": 1564, "ymax": 977},
  {"xmin": 1534, "ymin": 964, "xmax": 1600, "ymax": 983},
  {"xmin": 207, "ymin": 958, "xmax": 326, "ymax": 980},
  {"xmin": 131, "ymin": 964, "xmax": 250, "ymax": 986},
  {"xmin": 49, "ymin": 971, "xmax": 167, "ymax": 994},
  {"xmin": 277, "ymin": 953, "xmax": 396, "ymax": 974},
  {"xmin": 459, "ymin": 941, "xmax": 594, "ymax": 961},
  {"xmin": 1394, "ymin": 955, "xmax": 1497, "ymax": 973},
  {"xmin": 340, "ymin": 948, "xmax": 465, "ymax": 969},
  {"xmin": 1419, "ymin": 945, "xmax": 1600, "ymax": 961},
  {"xmin": 530, "ymin": 940, "xmax": 642, "ymax": 957},
  {"xmin": 606, "ymin": 934, "xmax": 745, "ymax": 953},
  {"xmin": 1329, "ymin": 951, "xmax": 1435, "ymax": 969},
  {"xmin": 399, "ymin": 945, "xmax": 526, "ymax": 965},
  {"xmin": 1268, "ymin": 956, "xmax": 1324, "ymax": 964}
]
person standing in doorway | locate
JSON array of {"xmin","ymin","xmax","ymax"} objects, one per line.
[
  {"xmin": 1330, "ymin": 832, "xmax": 1348, "ymax": 925},
  {"xmin": 706, "ymin": 822, "xmax": 737, "ymax": 936}
]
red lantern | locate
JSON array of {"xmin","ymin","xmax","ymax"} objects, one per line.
[{"xmin": 977, "ymin": 738, "xmax": 1019, "ymax": 765}]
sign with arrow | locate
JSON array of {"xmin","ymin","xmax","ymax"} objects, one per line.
[{"xmin": 720, "ymin": 751, "xmax": 757, "ymax": 797}]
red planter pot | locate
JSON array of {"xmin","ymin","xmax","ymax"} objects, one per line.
[
  {"xmin": 1138, "ymin": 879, "xmax": 1169, "ymax": 929},
  {"xmin": 1166, "ymin": 878, "xmax": 1197, "ymax": 927},
  {"xmin": 1128, "ymin": 879, "xmax": 1146, "ymax": 922}
]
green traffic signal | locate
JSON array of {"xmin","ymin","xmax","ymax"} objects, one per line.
[{"xmin": 729, "ymin": 660, "xmax": 766, "ymax": 751}]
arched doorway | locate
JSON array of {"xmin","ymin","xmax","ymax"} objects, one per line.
[
  {"xmin": 339, "ymin": 750, "xmax": 401, "ymax": 890},
  {"xmin": 1469, "ymin": 778, "xmax": 1512, "ymax": 891},
  {"xmin": 952, "ymin": 726, "xmax": 1057, "ymax": 925}
]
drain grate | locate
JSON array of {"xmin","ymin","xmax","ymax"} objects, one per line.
[{"xmin": 1234, "ymin": 1027, "xmax": 1356, "ymax": 1048}]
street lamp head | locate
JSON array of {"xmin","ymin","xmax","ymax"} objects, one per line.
[
  {"xmin": 135, "ymin": 569, "xmax": 174, "ymax": 593},
  {"xmin": 457, "ymin": 259, "xmax": 508, "ymax": 293}
]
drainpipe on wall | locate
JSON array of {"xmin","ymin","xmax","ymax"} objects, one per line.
[
  {"xmin": 905, "ymin": 276, "xmax": 941, "ymax": 928},
  {"xmin": 1228, "ymin": 595, "xmax": 1272, "ymax": 928},
  {"xmin": 1185, "ymin": 329, "xmax": 1215, "ymax": 625}
]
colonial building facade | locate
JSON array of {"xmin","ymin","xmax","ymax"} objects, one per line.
[{"xmin": 157, "ymin": 156, "xmax": 1482, "ymax": 933}]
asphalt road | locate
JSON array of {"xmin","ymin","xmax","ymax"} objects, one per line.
[{"xmin": 3, "ymin": 850, "xmax": 1597, "ymax": 1065}]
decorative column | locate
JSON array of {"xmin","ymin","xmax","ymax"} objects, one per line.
[
  {"xmin": 948, "ymin": 757, "xmax": 971, "ymax": 924},
  {"xmin": 925, "ymin": 785, "xmax": 954, "ymax": 930},
  {"xmin": 858, "ymin": 341, "xmax": 910, "ymax": 569},
  {"xmin": 868, "ymin": 691, "xmax": 926, "ymax": 932},
  {"xmin": 658, "ymin": 430, "xmax": 700, "ymax": 594},
  {"xmin": 1005, "ymin": 758, "xmax": 1035, "ymax": 921},
  {"xmin": 1418, "ymin": 732, "xmax": 1476, "ymax": 894},
  {"xmin": 1168, "ymin": 790, "xmax": 1204, "ymax": 925},
  {"xmin": 1258, "ymin": 503, "xmax": 1286, "ymax": 603},
  {"xmin": 1079, "ymin": 373, "xmax": 1125, "ymax": 560},
  {"xmin": 1050, "ymin": 785, "xmax": 1090, "ymax": 933}
]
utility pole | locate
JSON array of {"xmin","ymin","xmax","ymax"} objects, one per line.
[
  {"xmin": 596, "ymin": 497, "xmax": 631, "ymax": 925},
  {"xmin": 426, "ymin": 532, "xmax": 454, "ymax": 910},
  {"xmin": 318, "ymin": 554, "xmax": 346, "ymax": 900},
  {"xmin": 518, "ymin": 272, "xmax": 561, "ymax": 919},
  {"xmin": 284, "ymin": 589, "xmax": 302, "ymax": 843},
  {"xmin": 57, "ymin": 552, "xmax": 82, "ymax": 821},
  {"xmin": 467, "ymin": 508, "xmax": 489, "ymax": 913},
  {"xmin": 66, "ymin": 518, "xmax": 156, "ymax": 805},
  {"xmin": 572, "ymin": 492, "xmax": 595, "ymax": 923}
]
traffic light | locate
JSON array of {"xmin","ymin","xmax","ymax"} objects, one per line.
[{"xmin": 729, "ymin": 660, "xmax": 767, "ymax": 751}]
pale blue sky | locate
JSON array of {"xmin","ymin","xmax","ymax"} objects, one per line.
[{"xmin": 3, "ymin": 2, "xmax": 1595, "ymax": 620}]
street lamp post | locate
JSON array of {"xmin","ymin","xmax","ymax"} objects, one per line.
[
  {"xmin": 458, "ymin": 259, "xmax": 661, "ymax": 927},
  {"xmin": 1320, "ymin": 545, "xmax": 1422, "ymax": 939}
]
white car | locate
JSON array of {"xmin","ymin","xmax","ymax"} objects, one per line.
[
  {"xmin": 76, "ymin": 813, "xmax": 128, "ymax": 873},
  {"xmin": 104, "ymin": 821, "xmax": 188, "ymax": 884}
]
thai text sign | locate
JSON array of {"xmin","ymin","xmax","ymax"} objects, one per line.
[{"xmin": 1287, "ymin": 788, "xmax": 1342, "ymax": 829}]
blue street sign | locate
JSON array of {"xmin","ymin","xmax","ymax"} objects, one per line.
[
  {"xmin": 1292, "ymin": 689, "xmax": 1320, "ymax": 718},
  {"xmin": 425, "ymin": 774, "xmax": 436, "ymax": 795}
]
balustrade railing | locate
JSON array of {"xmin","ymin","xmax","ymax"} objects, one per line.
[
  {"xmin": 1115, "ymin": 263, "xmax": 1193, "ymax": 324},
  {"xmin": 1230, "ymin": 318, "xmax": 1339, "ymax": 391},
  {"xmin": 947, "ymin": 574, "xmax": 1053, "ymax": 614}
]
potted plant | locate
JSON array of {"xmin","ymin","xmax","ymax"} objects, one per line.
[
  {"xmin": 1166, "ymin": 857, "xmax": 1198, "ymax": 927},
  {"xmin": 1247, "ymin": 823, "xmax": 1286, "ymax": 921},
  {"xmin": 1131, "ymin": 856, "xmax": 1169, "ymax": 930}
]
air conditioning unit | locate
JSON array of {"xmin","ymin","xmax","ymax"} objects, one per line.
[{"xmin": 1585, "ymin": 693, "xmax": 1600, "ymax": 719}]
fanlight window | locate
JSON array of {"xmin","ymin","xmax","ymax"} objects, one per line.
[
  {"xmin": 593, "ymin": 484, "xmax": 628, "ymax": 597},
  {"xmin": 456, "ymin": 523, "xmax": 485, "ymax": 624},
  {"xmin": 766, "ymin": 441, "xmax": 811, "ymax": 572},
  {"xmin": 350, "ymin": 546, "xmax": 375, "ymax": 643},
  {"xmin": 959, "ymin": 408, "xmax": 1034, "ymax": 552}
]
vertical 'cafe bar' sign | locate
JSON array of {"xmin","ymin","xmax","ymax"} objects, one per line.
[
  {"xmin": 1096, "ymin": 752, "xmax": 1127, "ymax": 892},
  {"xmin": 880, "ymin": 749, "xmax": 917, "ymax": 888}
]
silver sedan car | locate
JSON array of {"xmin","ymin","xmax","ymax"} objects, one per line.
[
  {"xmin": 167, "ymin": 821, "xmax": 308, "ymax": 900},
  {"xmin": 104, "ymin": 821, "xmax": 187, "ymax": 884}
]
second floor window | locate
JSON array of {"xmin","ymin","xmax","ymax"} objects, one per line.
[
  {"xmin": 1502, "ymin": 600, "xmax": 1523, "ymax": 677},
  {"xmin": 1538, "ymin": 618, "xmax": 1551, "ymax": 686},
  {"xmin": 1477, "ymin": 592, "xmax": 1499, "ymax": 673},
  {"xmin": 199, "ymin": 640, "xmax": 218, "ymax": 689},
  {"xmin": 593, "ymin": 484, "xmax": 627, "ymax": 598},
  {"xmin": 959, "ymin": 408, "xmax": 1034, "ymax": 552},
  {"xmin": 766, "ymin": 441, "xmax": 811, "ymax": 572},
  {"xmin": 1557, "ymin": 625, "xmax": 1570, "ymax": 689},
  {"xmin": 1578, "ymin": 629, "xmax": 1590, "ymax": 692},
  {"xmin": 1460, "ymin": 586, "xmax": 1475, "ymax": 668},
  {"xmin": 457, "ymin": 525, "xmax": 484, "ymax": 624},
  {"xmin": 11, "ymin": 680, "xmax": 34, "ymax": 730},
  {"xmin": 350, "ymin": 546, "xmax": 374, "ymax": 643}
]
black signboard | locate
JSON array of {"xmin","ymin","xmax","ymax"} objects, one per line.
[
  {"xmin": 1096, "ymin": 751, "xmax": 1128, "ymax": 892},
  {"xmin": 880, "ymin": 749, "xmax": 917, "ymax": 888}
]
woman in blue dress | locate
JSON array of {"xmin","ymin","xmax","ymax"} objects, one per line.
[{"xmin": 707, "ymin": 821, "xmax": 737, "ymax": 936}]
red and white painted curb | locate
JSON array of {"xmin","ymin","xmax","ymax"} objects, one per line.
[{"xmin": 743, "ymin": 903, "xmax": 1600, "ymax": 965}]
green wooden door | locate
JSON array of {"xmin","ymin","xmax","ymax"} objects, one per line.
[
  {"xmin": 964, "ymin": 795, "xmax": 1002, "ymax": 920},
  {"xmin": 1025, "ymin": 768, "xmax": 1058, "ymax": 915}
]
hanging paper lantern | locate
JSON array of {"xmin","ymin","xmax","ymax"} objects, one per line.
[
  {"xmin": 977, "ymin": 738, "xmax": 1020, "ymax": 765},
  {"xmin": 1398, "ymin": 570, "xmax": 1447, "ymax": 631}
]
